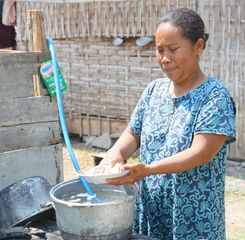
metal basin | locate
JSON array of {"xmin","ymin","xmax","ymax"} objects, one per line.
[
  {"xmin": 0, "ymin": 176, "xmax": 53, "ymax": 228},
  {"xmin": 50, "ymin": 178, "xmax": 138, "ymax": 240}
]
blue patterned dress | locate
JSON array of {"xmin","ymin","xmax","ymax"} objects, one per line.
[{"xmin": 129, "ymin": 77, "xmax": 236, "ymax": 240}]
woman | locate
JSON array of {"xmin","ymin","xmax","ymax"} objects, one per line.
[{"xmin": 98, "ymin": 8, "xmax": 236, "ymax": 240}]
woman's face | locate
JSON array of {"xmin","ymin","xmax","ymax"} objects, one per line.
[{"xmin": 155, "ymin": 22, "xmax": 202, "ymax": 83}]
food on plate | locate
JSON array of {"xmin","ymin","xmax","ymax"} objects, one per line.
[{"xmin": 83, "ymin": 163, "xmax": 124, "ymax": 176}]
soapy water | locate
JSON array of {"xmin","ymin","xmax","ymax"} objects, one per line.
[{"xmin": 61, "ymin": 189, "xmax": 133, "ymax": 205}]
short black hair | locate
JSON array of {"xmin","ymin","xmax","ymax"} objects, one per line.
[{"xmin": 156, "ymin": 8, "xmax": 209, "ymax": 49}]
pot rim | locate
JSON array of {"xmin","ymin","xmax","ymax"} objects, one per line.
[{"xmin": 50, "ymin": 178, "xmax": 137, "ymax": 207}]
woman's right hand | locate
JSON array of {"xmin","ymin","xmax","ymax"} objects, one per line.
[
  {"xmin": 94, "ymin": 127, "xmax": 140, "ymax": 175},
  {"xmin": 94, "ymin": 148, "xmax": 125, "ymax": 175}
]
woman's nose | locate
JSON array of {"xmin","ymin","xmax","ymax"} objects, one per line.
[{"xmin": 161, "ymin": 55, "xmax": 171, "ymax": 64}]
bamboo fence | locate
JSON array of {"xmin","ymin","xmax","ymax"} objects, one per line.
[{"xmin": 16, "ymin": 0, "xmax": 245, "ymax": 160}]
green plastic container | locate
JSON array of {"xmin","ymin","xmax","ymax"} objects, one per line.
[{"xmin": 39, "ymin": 59, "xmax": 67, "ymax": 96}]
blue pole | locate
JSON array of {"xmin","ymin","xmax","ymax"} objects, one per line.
[{"xmin": 46, "ymin": 38, "xmax": 100, "ymax": 201}]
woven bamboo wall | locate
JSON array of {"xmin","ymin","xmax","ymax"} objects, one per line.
[
  {"xmin": 16, "ymin": 0, "xmax": 196, "ymax": 40},
  {"xmin": 16, "ymin": 0, "xmax": 245, "ymax": 160},
  {"xmin": 54, "ymin": 37, "xmax": 162, "ymax": 120},
  {"xmin": 198, "ymin": 0, "xmax": 245, "ymax": 159}
]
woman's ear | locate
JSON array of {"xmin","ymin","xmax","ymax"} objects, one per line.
[{"xmin": 195, "ymin": 38, "xmax": 204, "ymax": 57}]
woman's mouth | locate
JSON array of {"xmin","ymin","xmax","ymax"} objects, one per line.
[{"xmin": 163, "ymin": 67, "xmax": 176, "ymax": 74}]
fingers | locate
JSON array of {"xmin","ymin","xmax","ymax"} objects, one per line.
[
  {"xmin": 94, "ymin": 158, "xmax": 109, "ymax": 174},
  {"xmin": 106, "ymin": 168, "xmax": 138, "ymax": 185},
  {"xmin": 106, "ymin": 162, "xmax": 147, "ymax": 185},
  {"xmin": 94, "ymin": 165, "xmax": 104, "ymax": 175},
  {"xmin": 110, "ymin": 160, "xmax": 118, "ymax": 168},
  {"xmin": 94, "ymin": 157, "xmax": 125, "ymax": 175},
  {"xmin": 121, "ymin": 163, "xmax": 134, "ymax": 171},
  {"xmin": 106, "ymin": 175, "xmax": 134, "ymax": 185}
]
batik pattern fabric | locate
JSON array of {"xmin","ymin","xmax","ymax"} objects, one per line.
[{"xmin": 129, "ymin": 77, "xmax": 236, "ymax": 240}]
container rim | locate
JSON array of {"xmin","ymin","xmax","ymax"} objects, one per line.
[{"xmin": 50, "ymin": 178, "xmax": 137, "ymax": 207}]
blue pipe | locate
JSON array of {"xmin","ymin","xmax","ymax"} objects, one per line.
[{"xmin": 46, "ymin": 38, "xmax": 100, "ymax": 201}]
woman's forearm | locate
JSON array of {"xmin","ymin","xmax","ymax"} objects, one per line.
[
  {"xmin": 147, "ymin": 147, "xmax": 206, "ymax": 175},
  {"xmin": 109, "ymin": 127, "xmax": 140, "ymax": 160},
  {"xmin": 147, "ymin": 134, "xmax": 227, "ymax": 175}
]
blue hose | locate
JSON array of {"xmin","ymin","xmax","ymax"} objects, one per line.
[{"xmin": 46, "ymin": 38, "xmax": 100, "ymax": 202}]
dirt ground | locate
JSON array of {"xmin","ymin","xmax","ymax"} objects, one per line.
[{"xmin": 63, "ymin": 141, "xmax": 245, "ymax": 240}]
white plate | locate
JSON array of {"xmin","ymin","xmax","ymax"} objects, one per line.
[{"xmin": 80, "ymin": 170, "xmax": 130, "ymax": 184}]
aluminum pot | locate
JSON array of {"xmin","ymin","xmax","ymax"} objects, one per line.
[
  {"xmin": 0, "ymin": 176, "xmax": 53, "ymax": 228},
  {"xmin": 50, "ymin": 178, "xmax": 138, "ymax": 240}
]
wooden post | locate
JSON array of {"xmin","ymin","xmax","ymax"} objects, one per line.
[
  {"xmin": 28, "ymin": 10, "xmax": 46, "ymax": 52},
  {"xmin": 33, "ymin": 74, "xmax": 41, "ymax": 96}
]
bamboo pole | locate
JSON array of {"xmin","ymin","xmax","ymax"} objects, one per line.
[
  {"xmin": 33, "ymin": 74, "xmax": 41, "ymax": 96},
  {"xmin": 28, "ymin": 10, "xmax": 46, "ymax": 51}
]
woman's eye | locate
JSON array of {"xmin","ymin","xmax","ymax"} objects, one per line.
[
  {"xmin": 169, "ymin": 47, "xmax": 178, "ymax": 52},
  {"xmin": 157, "ymin": 48, "xmax": 164, "ymax": 53}
]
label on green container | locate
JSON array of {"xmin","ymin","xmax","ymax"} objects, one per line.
[{"xmin": 39, "ymin": 59, "xmax": 67, "ymax": 97}]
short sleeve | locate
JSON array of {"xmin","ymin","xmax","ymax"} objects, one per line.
[
  {"xmin": 128, "ymin": 81, "xmax": 156, "ymax": 136},
  {"xmin": 194, "ymin": 89, "xmax": 236, "ymax": 144}
]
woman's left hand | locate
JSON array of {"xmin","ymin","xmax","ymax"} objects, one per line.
[{"xmin": 106, "ymin": 162, "xmax": 150, "ymax": 185}]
